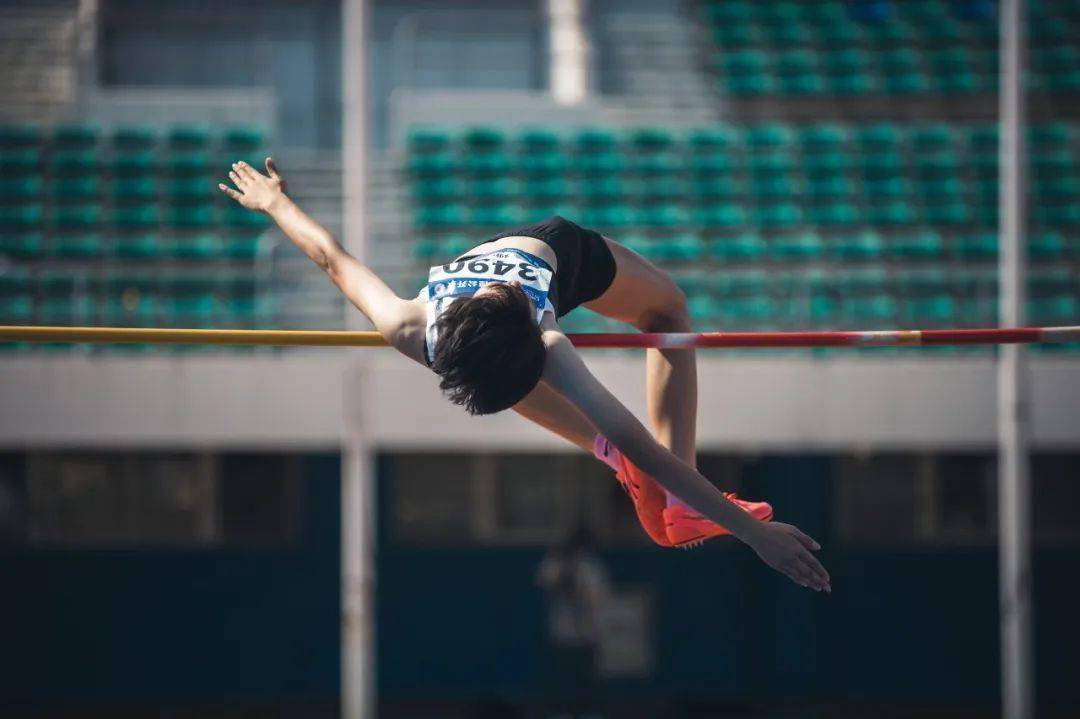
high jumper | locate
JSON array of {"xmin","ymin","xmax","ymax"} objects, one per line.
[{"xmin": 219, "ymin": 158, "xmax": 831, "ymax": 593}]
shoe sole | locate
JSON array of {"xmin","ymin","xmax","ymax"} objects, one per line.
[{"xmin": 667, "ymin": 507, "xmax": 775, "ymax": 549}]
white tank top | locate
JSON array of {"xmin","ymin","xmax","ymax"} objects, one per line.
[{"xmin": 416, "ymin": 247, "xmax": 556, "ymax": 367}]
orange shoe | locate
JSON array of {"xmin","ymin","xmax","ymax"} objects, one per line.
[
  {"xmin": 614, "ymin": 453, "xmax": 672, "ymax": 547},
  {"xmin": 663, "ymin": 494, "xmax": 774, "ymax": 548}
]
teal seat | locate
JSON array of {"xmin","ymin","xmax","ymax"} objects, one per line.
[
  {"xmin": 632, "ymin": 153, "xmax": 682, "ymax": 176},
  {"xmin": 957, "ymin": 232, "xmax": 998, "ymax": 258},
  {"xmin": 471, "ymin": 205, "xmax": 524, "ymax": 227},
  {"xmin": 833, "ymin": 229, "xmax": 884, "ymax": 259},
  {"xmin": 639, "ymin": 205, "xmax": 690, "ymax": 228},
  {"xmin": 856, "ymin": 123, "xmax": 903, "ymax": 151},
  {"xmin": 518, "ymin": 153, "xmax": 569, "ymax": 176},
  {"xmin": 809, "ymin": 202, "xmax": 860, "ymax": 227},
  {"xmin": 113, "ymin": 205, "xmax": 162, "ymax": 230},
  {"xmin": 573, "ymin": 153, "xmax": 624, "ymax": 176},
  {"xmin": 52, "ymin": 124, "xmax": 100, "ymax": 148},
  {"xmin": 169, "ymin": 152, "xmax": 211, "ymax": 176},
  {"xmin": 818, "ymin": 21, "xmax": 863, "ymax": 44},
  {"xmin": 0, "ymin": 124, "xmax": 42, "ymax": 148},
  {"xmin": 1029, "ymin": 296, "xmax": 1079, "ymax": 324},
  {"xmin": 113, "ymin": 126, "xmax": 158, "ymax": 149},
  {"xmin": 925, "ymin": 203, "xmax": 973, "ymax": 226},
  {"xmin": 842, "ymin": 295, "xmax": 898, "ymax": 322},
  {"xmin": 0, "ymin": 149, "xmax": 42, "ymax": 175},
  {"xmin": 113, "ymin": 152, "xmax": 159, "ymax": 177},
  {"xmin": 412, "ymin": 177, "xmax": 462, "ymax": 203},
  {"xmin": 0, "ymin": 176, "xmax": 43, "ymax": 201},
  {"xmin": 651, "ymin": 233, "xmax": 705, "ymax": 261},
  {"xmin": 574, "ymin": 128, "xmax": 618, "ymax": 153},
  {"xmin": 222, "ymin": 126, "xmax": 265, "ymax": 151},
  {"xmin": 168, "ymin": 126, "xmax": 212, "ymax": 149},
  {"xmin": 0, "ymin": 233, "xmax": 44, "ymax": 259},
  {"xmin": 755, "ymin": 202, "xmax": 803, "ymax": 229},
  {"xmin": 903, "ymin": 296, "xmax": 956, "ymax": 325},
  {"xmin": 747, "ymin": 152, "xmax": 795, "ymax": 176},
  {"xmin": 581, "ymin": 205, "xmax": 636, "ymax": 228},
  {"xmin": 639, "ymin": 178, "xmax": 689, "ymax": 200},
  {"xmin": 221, "ymin": 234, "xmax": 263, "ymax": 260},
  {"xmin": 725, "ymin": 72, "xmax": 776, "ymax": 96},
  {"xmin": 170, "ymin": 178, "xmax": 215, "ymax": 203},
  {"xmin": 890, "ymin": 229, "xmax": 944, "ymax": 258},
  {"xmin": 695, "ymin": 204, "xmax": 747, "ymax": 229},
  {"xmin": 0, "ymin": 267, "xmax": 31, "ymax": 295},
  {"xmin": 690, "ymin": 153, "xmax": 739, "ymax": 176},
  {"xmin": 803, "ymin": 152, "xmax": 853, "ymax": 176},
  {"xmin": 896, "ymin": 267, "xmax": 949, "ymax": 296},
  {"xmin": 408, "ymin": 153, "xmax": 455, "ymax": 177},
  {"xmin": 53, "ymin": 233, "xmax": 103, "ymax": 258},
  {"xmin": 115, "ymin": 234, "xmax": 165, "ymax": 260},
  {"xmin": 628, "ymin": 127, "xmax": 675, "ymax": 151},
  {"xmin": 806, "ymin": 175, "xmax": 855, "ymax": 199},
  {"xmin": 1029, "ymin": 267, "xmax": 1073, "ymax": 295},
  {"xmin": 523, "ymin": 177, "xmax": 568, "ymax": 202},
  {"xmin": 517, "ymin": 128, "xmax": 561, "ymax": 152},
  {"xmin": 172, "ymin": 234, "xmax": 222, "ymax": 260},
  {"xmin": 170, "ymin": 205, "xmax": 215, "ymax": 229},
  {"xmin": 54, "ymin": 176, "xmax": 101, "ymax": 201},
  {"xmin": 51, "ymin": 150, "xmax": 102, "ymax": 176},
  {"xmin": 578, "ymin": 176, "xmax": 627, "ymax": 202},
  {"xmin": 752, "ymin": 175, "xmax": 802, "ymax": 199},
  {"xmin": 687, "ymin": 126, "xmax": 740, "ymax": 151},
  {"xmin": 1029, "ymin": 231, "xmax": 1066, "ymax": 259},
  {"xmin": 0, "ymin": 204, "xmax": 43, "ymax": 230},
  {"xmin": 462, "ymin": 126, "xmax": 506, "ymax": 150},
  {"xmin": 865, "ymin": 176, "xmax": 914, "ymax": 199},
  {"xmin": 745, "ymin": 124, "xmax": 795, "ymax": 149},
  {"xmin": 461, "ymin": 152, "xmax": 511, "ymax": 176},
  {"xmin": 711, "ymin": 233, "xmax": 766, "ymax": 261},
  {"xmin": 407, "ymin": 126, "xmax": 451, "ymax": 154},
  {"xmin": 54, "ymin": 204, "xmax": 102, "ymax": 229},
  {"xmin": 771, "ymin": 231, "xmax": 823, "ymax": 258},
  {"xmin": 799, "ymin": 124, "xmax": 849, "ymax": 153},
  {"xmin": 688, "ymin": 295, "xmax": 723, "ymax": 323},
  {"xmin": 867, "ymin": 201, "xmax": 918, "ymax": 226}
]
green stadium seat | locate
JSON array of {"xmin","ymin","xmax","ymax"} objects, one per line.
[
  {"xmin": 903, "ymin": 295, "xmax": 956, "ymax": 325},
  {"xmin": 112, "ymin": 126, "xmax": 158, "ymax": 149},
  {"xmin": 0, "ymin": 124, "xmax": 42, "ymax": 148},
  {"xmin": 771, "ymin": 231, "xmax": 823, "ymax": 258},
  {"xmin": 890, "ymin": 229, "xmax": 944, "ymax": 258},
  {"xmin": 573, "ymin": 153, "xmax": 625, "ymax": 176},
  {"xmin": 690, "ymin": 153, "xmax": 739, "ymax": 176},
  {"xmin": 1029, "ymin": 267, "xmax": 1073, "ymax": 296},
  {"xmin": 0, "ymin": 204, "xmax": 43, "ymax": 230},
  {"xmin": 912, "ymin": 124, "xmax": 958, "ymax": 152},
  {"xmin": 581, "ymin": 205, "xmax": 636, "ymax": 228},
  {"xmin": 222, "ymin": 126, "xmax": 266, "ymax": 151},
  {"xmin": 223, "ymin": 206, "xmax": 270, "ymax": 230},
  {"xmin": 170, "ymin": 205, "xmax": 215, "ymax": 229},
  {"xmin": 782, "ymin": 72, "xmax": 827, "ymax": 95},
  {"xmin": 767, "ymin": 22, "xmax": 814, "ymax": 46},
  {"xmin": 0, "ymin": 267, "xmax": 31, "ymax": 296},
  {"xmin": 857, "ymin": 123, "xmax": 903, "ymax": 150},
  {"xmin": 173, "ymin": 234, "xmax": 222, "ymax": 260},
  {"xmin": 114, "ymin": 204, "xmax": 161, "ymax": 230},
  {"xmin": 896, "ymin": 267, "xmax": 949, "ymax": 296},
  {"xmin": 752, "ymin": 175, "xmax": 802, "ymax": 199},
  {"xmin": 115, "ymin": 234, "xmax": 165, "ymax": 260},
  {"xmin": 639, "ymin": 205, "xmax": 690, "ymax": 228},
  {"xmin": 865, "ymin": 176, "xmax": 914, "ymax": 198},
  {"xmin": 1029, "ymin": 231, "xmax": 1066, "ymax": 259},
  {"xmin": 937, "ymin": 69, "xmax": 985, "ymax": 93},
  {"xmin": 169, "ymin": 152, "xmax": 212, "ymax": 176},
  {"xmin": 918, "ymin": 175, "xmax": 967, "ymax": 199},
  {"xmin": 632, "ymin": 153, "xmax": 682, "ymax": 176},
  {"xmin": 463, "ymin": 126, "xmax": 505, "ymax": 150},
  {"xmin": 0, "ymin": 149, "xmax": 42, "ymax": 175},
  {"xmin": 693, "ymin": 176, "xmax": 743, "ymax": 199},
  {"xmin": 747, "ymin": 152, "xmax": 795, "ymax": 176},
  {"xmin": 52, "ymin": 150, "xmax": 102, "ymax": 176},
  {"xmin": 574, "ymin": 128, "xmax": 618, "ymax": 153},
  {"xmin": 0, "ymin": 233, "xmax": 44, "ymax": 259},
  {"xmin": 817, "ymin": 21, "xmax": 863, "ymax": 44},
  {"xmin": 0, "ymin": 176, "xmax": 43, "ymax": 200},
  {"xmin": 53, "ymin": 233, "xmax": 103, "ymax": 258},
  {"xmin": 924, "ymin": 202, "xmax": 972, "ymax": 226},
  {"xmin": 867, "ymin": 201, "xmax": 918, "ymax": 226},
  {"xmin": 39, "ymin": 296, "xmax": 94, "ymax": 325},
  {"xmin": 54, "ymin": 204, "xmax": 102, "ymax": 229},
  {"xmin": 578, "ymin": 176, "xmax": 627, "ymax": 202},
  {"xmin": 1029, "ymin": 296, "xmax": 1078, "ymax": 324},
  {"xmin": 54, "ymin": 176, "xmax": 101, "ymax": 201},
  {"xmin": 467, "ymin": 177, "xmax": 519, "ymax": 203},
  {"xmin": 809, "ymin": 202, "xmax": 861, "ymax": 227},
  {"xmin": 170, "ymin": 178, "xmax": 216, "ymax": 203},
  {"xmin": 958, "ymin": 232, "xmax": 998, "ymax": 258},
  {"xmin": 113, "ymin": 152, "xmax": 159, "ymax": 177},
  {"xmin": 471, "ymin": 205, "xmax": 524, "ymax": 227},
  {"xmin": 830, "ymin": 72, "xmax": 880, "ymax": 95},
  {"xmin": 407, "ymin": 126, "xmax": 451, "ymax": 154},
  {"xmin": 842, "ymin": 295, "xmax": 897, "ymax": 322},
  {"xmin": 866, "ymin": 20, "xmax": 915, "ymax": 45},
  {"xmin": 799, "ymin": 124, "xmax": 849, "ymax": 153},
  {"xmin": 639, "ymin": 178, "xmax": 689, "ymax": 200},
  {"xmin": 756, "ymin": 202, "xmax": 804, "ymax": 229},
  {"xmin": 687, "ymin": 126, "xmax": 740, "ymax": 151},
  {"xmin": 804, "ymin": 152, "xmax": 853, "ymax": 177},
  {"xmin": 745, "ymin": 124, "xmax": 795, "ymax": 149},
  {"xmin": 806, "ymin": 175, "xmax": 856, "ymax": 199},
  {"xmin": 688, "ymin": 294, "xmax": 723, "ymax": 322},
  {"xmin": 222, "ymin": 233, "xmax": 263, "ymax": 260},
  {"xmin": 168, "ymin": 126, "xmax": 212, "ymax": 149},
  {"xmin": 696, "ymin": 204, "xmax": 748, "ymax": 229},
  {"xmin": 628, "ymin": 127, "xmax": 675, "ymax": 151},
  {"xmin": 923, "ymin": 17, "xmax": 963, "ymax": 42},
  {"xmin": 725, "ymin": 72, "xmax": 776, "ymax": 96},
  {"xmin": 833, "ymin": 229, "xmax": 885, "ymax": 259},
  {"xmin": 711, "ymin": 21, "xmax": 764, "ymax": 47},
  {"xmin": 412, "ymin": 177, "xmax": 461, "ymax": 204},
  {"xmin": 517, "ymin": 128, "xmax": 560, "ymax": 151},
  {"xmin": 52, "ymin": 124, "xmax": 99, "ymax": 148},
  {"xmin": 652, "ymin": 233, "xmax": 705, "ymax": 261},
  {"xmin": 518, "ymin": 153, "xmax": 569, "ymax": 176},
  {"xmin": 711, "ymin": 232, "xmax": 766, "ymax": 261}
]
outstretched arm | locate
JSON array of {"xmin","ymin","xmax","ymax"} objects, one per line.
[
  {"xmin": 220, "ymin": 159, "xmax": 421, "ymax": 356},
  {"xmin": 540, "ymin": 330, "xmax": 830, "ymax": 592}
]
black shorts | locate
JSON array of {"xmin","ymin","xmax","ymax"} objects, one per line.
[{"xmin": 476, "ymin": 216, "xmax": 617, "ymax": 318}]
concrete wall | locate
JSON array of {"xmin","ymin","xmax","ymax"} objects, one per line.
[{"xmin": 2, "ymin": 354, "xmax": 1079, "ymax": 450}]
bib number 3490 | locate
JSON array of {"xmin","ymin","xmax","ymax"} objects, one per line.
[{"xmin": 442, "ymin": 259, "xmax": 537, "ymax": 282}]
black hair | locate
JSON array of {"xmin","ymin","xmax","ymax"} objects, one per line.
[{"xmin": 430, "ymin": 282, "xmax": 546, "ymax": 415}]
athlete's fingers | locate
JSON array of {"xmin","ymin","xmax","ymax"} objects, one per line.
[
  {"xmin": 229, "ymin": 170, "xmax": 244, "ymax": 188},
  {"xmin": 218, "ymin": 183, "xmax": 242, "ymax": 202},
  {"xmin": 265, "ymin": 157, "xmax": 281, "ymax": 179},
  {"xmin": 798, "ymin": 556, "xmax": 827, "ymax": 589},
  {"xmin": 791, "ymin": 527, "xmax": 821, "ymax": 551},
  {"xmin": 799, "ymin": 550, "xmax": 830, "ymax": 584},
  {"xmin": 236, "ymin": 161, "xmax": 260, "ymax": 182}
]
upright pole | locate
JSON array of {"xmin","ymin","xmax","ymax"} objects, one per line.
[
  {"xmin": 341, "ymin": 0, "xmax": 374, "ymax": 716},
  {"xmin": 998, "ymin": 1, "xmax": 1033, "ymax": 717}
]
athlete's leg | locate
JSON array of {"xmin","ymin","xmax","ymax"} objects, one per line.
[{"xmin": 583, "ymin": 238, "xmax": 698, "ymax": 474}]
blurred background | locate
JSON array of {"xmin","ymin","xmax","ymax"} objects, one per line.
[{"xmin": 0, "ymin": 0, "xmax": 1078, "ymax": 717}]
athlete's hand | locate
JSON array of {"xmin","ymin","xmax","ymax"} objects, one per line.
[
  {"xmin": 746, "ymin": 521, "xmax": 831, "ymax": 592},
  {"xmin": 219, "ymin": 158, "xmax": 287, "ymax": 213}
]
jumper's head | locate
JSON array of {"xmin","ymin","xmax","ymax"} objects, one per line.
[{"xmin": 430, "ymin": 281, "xmax": 546, "ymax": 415}]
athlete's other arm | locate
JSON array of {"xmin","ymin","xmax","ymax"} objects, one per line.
[
  {"xmin": 219, "ymin": 159, "xmax": 423, "ymax": 359},
  {"xmin": 540, "ymin": 328, "xmax": 830, "ymax": 592}
]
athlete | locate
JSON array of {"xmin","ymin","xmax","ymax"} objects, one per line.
[{"xmin": 220, "ymin": 158, "xmax": 831, "ymax": 592}]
